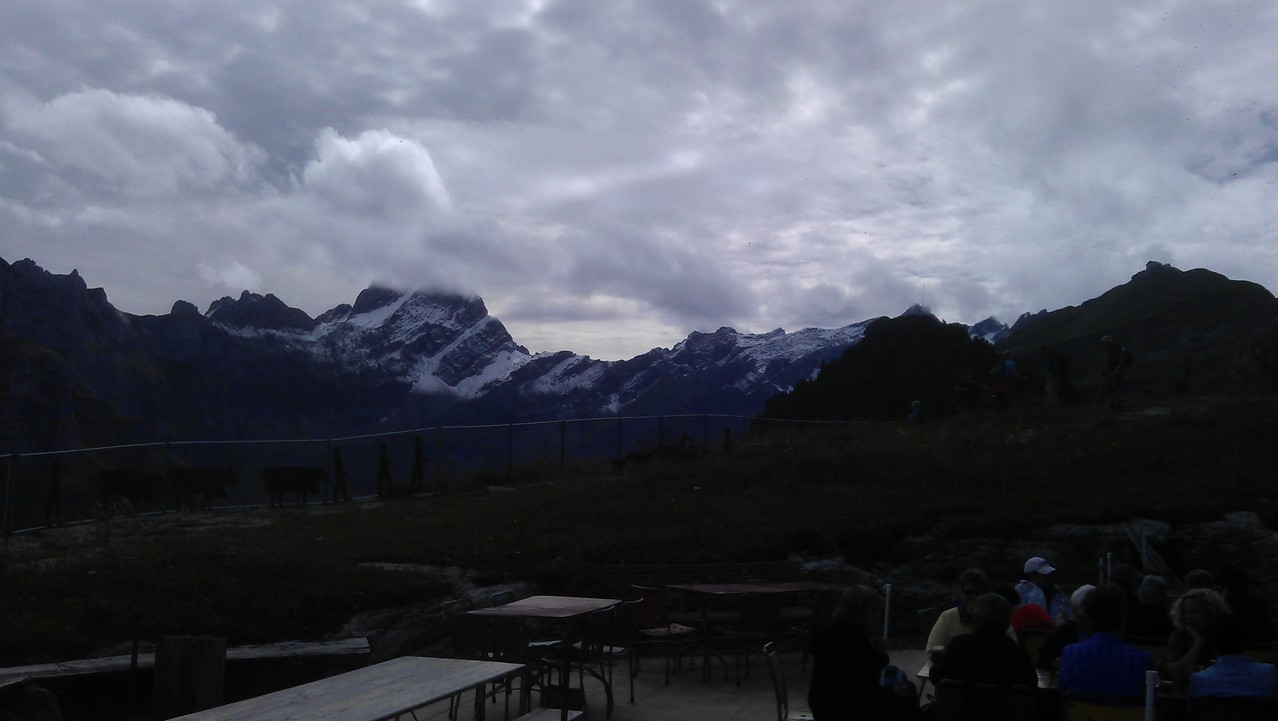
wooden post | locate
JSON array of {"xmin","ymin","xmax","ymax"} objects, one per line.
[
  {"xmin": 2, "ymin": 453, "xmax": 15, "ymax": 538},
  {"xmin": 559, "ymin": 420, "xmax": 566, "ymax": 476},
  {"xmin": 506, "ymin": 424, "xmax": 514, "ymax": 485},
  {"xmin": 435, "ymin": 426, "xmax": 445, "ymax": 490},
  {"xmin": 153, "ymin": 635, "xmax": 227, "ymax": 720},
  {"xmin": 615, "ymin": 417, "xmax": 623, "ymax": 463}
]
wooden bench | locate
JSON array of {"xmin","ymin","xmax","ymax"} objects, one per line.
[{"xmin": 0, "ymin": 638, "xmax": 371, "ymax": 684}]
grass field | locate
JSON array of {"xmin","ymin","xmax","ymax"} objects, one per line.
[{"xmin": 3, "ymin": 394, "xmax": 1276, "ymax": 666}]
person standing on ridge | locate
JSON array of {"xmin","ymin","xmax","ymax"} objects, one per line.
[
  {"xmin": 376, "ymin": 441, "xmax": 393, "ymax": 498},
  {"xmin": 410, "ymin": 436, "xmax": 425, "ymax": 492},
  {"xmin": 332, "ymin": 446, "xmax": 350, "ymax": 503}
]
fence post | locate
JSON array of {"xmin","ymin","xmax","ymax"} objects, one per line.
[
  {"xmin": 506, "ymin": 424, "xmax": 514, "ymax": 485},
  {"xmin": 325, "ymin": 439, "xmax": 333, "ymax": 504},
  {"xmin": 658, "ymin": 415, "xmax": 665, "ymax": 448},
  {"xmin": 615, "ymin": 416, "xmax": 623, "ymax": 462},
  {"xmin": 559, "ymin": 420, "xmax": 566, "ymax": 476},
  {"xmin": 3, "ymin": 453, "xmax": 15, "ymax": 538},
  {"xmin": 435, "ymin": 426, "xmax": 446, "ymax": 490}
]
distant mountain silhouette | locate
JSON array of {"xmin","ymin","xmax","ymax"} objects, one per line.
[
  {"xmin": 762, "ymin": 314, "xmax": 999, "ymax": 421},
  {"xmin": 0, "ymin": 257, "xmax": 866, "ymax": 451},
  {"xmin": 4, "ymin": 256, "xmax": 1276, "ymax": 453},
  {"xmin": 1000, "ymin": 261, "xmax": 1278, "ymax": 397}
]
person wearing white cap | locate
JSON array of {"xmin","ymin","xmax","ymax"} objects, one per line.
[{"xmin": 1016, "ymin": 556, "xmax": 1070, "ymax": 621}]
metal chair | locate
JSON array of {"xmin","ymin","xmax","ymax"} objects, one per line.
[
  {"xmin": 631, "ymin": 585, "xmax": 699, "ymax": 685},
  {"xmin": 763, "ymin": 642, "xmax": 814, "ymax": 721},
  {"xmin": 551, "ymin": 606, "xmax": 618, "ymax": 718},
  {"xmin": 1188, "ymin": 696, "xmax": 1278, "ymax": 721},
  {"xmin": 1062, "ymin": 694, "xmax": 1146, "ymax": 721},
  {"xmin": 717, "ymin": 592, "xmax": 784, "ymax": 685},
  {"xmin": 464, "ymin": 614, "xmax": 548, "ymax": 718},
  {"xmin": 603, "ymin": 598, "xmax": 643, "ymax": 705},
  {"xmin": 442, "ymin": 597, "xmax": 478, "ymax": 719}
]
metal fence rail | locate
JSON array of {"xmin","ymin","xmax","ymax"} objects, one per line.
[{"xmin": 1, "ymin": 413, "xmax": 859, "ymax": 537}]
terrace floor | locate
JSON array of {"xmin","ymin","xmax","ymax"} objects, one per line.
[{"xmin": 410, "ymin": 646, "xmax": 928, "ymax": 721}]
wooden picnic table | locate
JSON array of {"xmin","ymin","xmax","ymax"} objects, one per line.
[{"xmin": 170, "ymin": 655, "xmax": 523, "ymax": 721}]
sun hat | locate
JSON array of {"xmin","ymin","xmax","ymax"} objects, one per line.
[{"xmin": 1024, "ymin": 556, "xmax": 1055, "ymax": 575}]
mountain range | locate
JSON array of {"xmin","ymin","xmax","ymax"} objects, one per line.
[
  {"xmin": 2, "ymin": 257, "xmax": 1276, "ymax": 453},
  {"xmin": 0, "ymin": 257, "xmax": 887, "ymax": 452}
]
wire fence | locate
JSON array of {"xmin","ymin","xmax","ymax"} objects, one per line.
[{"xmin": 1, "ymin": 413, "xmax": 860, "ymax": 537}]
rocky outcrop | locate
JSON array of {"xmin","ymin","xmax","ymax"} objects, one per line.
[{"xmin": 801, "ymin": 513, "xmax": 1278, "ymax": 639}]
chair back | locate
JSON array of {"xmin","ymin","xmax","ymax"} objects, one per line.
[
  {"xmin": 935, "ymin": 680, "xmax": 1034, "ymax": 721},
  {"xmin": 1245, "ymin": 644, "xmax": 1278, "ymax": 665},
  {"xmin": 464, "ymin": 615, "xmax": 528, "ymax": 664},
  {"xmin": 763, "ymin": 641, "xmax": 789, "ymax": 721},
  {"xmin": 442, "ymin": 597, "xmax": 478, "ymax": 657},
  {"xmin": 576, "ymin": 606, "xmax": 615, "ymax": 662},
  {"xmin": 1017, "ymin": 627, "xmax": 1052, "ymax": 668},
  {"xmin": 1063, "ymin": 695, "xmax": 1145, "ymax": 721},
  {"xmin": 609, "ymin": 598, "xmax": 644, "ymax": 646},
  {"xmin": 1188, "ymin": 696, "xmax": 1278, "ymax": 721},
  {"xmin": 632, "ymin": 585, "xmax": 672, "ymax": 628}
]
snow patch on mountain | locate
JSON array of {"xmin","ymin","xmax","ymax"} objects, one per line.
[
  {"xmin": 349, "ymin": 292, "xmax": 413, "ymax": 330},
  {"xmin": 529, "ymin": 354, "xmax": 608, "ymax": 396}
]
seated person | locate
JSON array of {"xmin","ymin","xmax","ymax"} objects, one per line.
[
  {"xmin": 924, "ymin": 568, "xmax": 1017, "ymax": 668},
  {"xmin": 1059, "ymin": 583, "xmax": 1155, "ymax": 700},
  {"xmin": 1164, "ymin": 587, "xmax": 1230, "ymax": 684},
  {"xmin": 1183, "ymin": 568, "xmax": 1215, "ymax": 590},
  {"xmin": 997, "ymin": 585, "xmax": 1054, "ymax": 633},
  {"xmin": 1190, "ymin": 612, "xmax": 1278, "ymax": 701},
  {"xmin": 1039, "ymin": 585, "xmax": 1094, "ymax": 671},
  {"xmin": 1016, "ymin": 556, "xmax": 1070, "ymax": 621},
  {"xmin": 931, "ymin": 592, "xmax": 1037, "ymax": 689},
  {"xmin": 808, "ymin": 585, "xmax": 920, "ymax": 721},
  {"xmin": 1125, "ymin": 574, "xmax": 1173, "ymax": 640}
]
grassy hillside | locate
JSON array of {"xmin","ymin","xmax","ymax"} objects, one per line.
[{"xmin": 3, "ymin": 394, "xmax": 1278, "ymax": 666}]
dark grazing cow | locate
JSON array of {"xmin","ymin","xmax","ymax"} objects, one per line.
[
  {"xmin": 168, "ymin": 467, "xmax": 238, "ymax": 512},
  {"xmin": 262, "ymin": 466, "xmax": 326, "ymax": 507},
  {"xmin": 96, "ymin": 469, "xmax": 167, "ymax": 515}
]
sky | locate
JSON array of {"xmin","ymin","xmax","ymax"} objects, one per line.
[{"xmin": 2, "ymin": 1, "xmax": 1276, "ymax": 361}]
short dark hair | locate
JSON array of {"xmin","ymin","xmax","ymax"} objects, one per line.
[
  {"xmin": 959, "ymin": 567, "xmax": 991, "ymax": 591},
  {"xmin": 972, "ymin": 593, "xmax": 1012, "ymax": 631},
  {"xmin": 1084, "ymin": 583, "xmax": 1128, "ymax": 633}
]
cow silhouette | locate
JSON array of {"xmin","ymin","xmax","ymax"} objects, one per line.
[
  {"xmin": 169, "ymin": 467, "xmax": 238, "ymax": 512},
  {"xmin": 96, "ymin": 469, "xmax": 166, "ymax": 515},
  {"xmin": 262, "ymin": 466, "xmax": 326, "ymax": 507}
]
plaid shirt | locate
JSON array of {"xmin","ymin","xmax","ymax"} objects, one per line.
[
  {"xmin": 1190, "ymin": 654, "xmax": 1278, "ymax": 700},
  {"xmin": 1059, "ymin": 631, "xmax": 1155, "ymax": 699}
]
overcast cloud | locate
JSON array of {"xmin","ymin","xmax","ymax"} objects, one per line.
[{"xmin": 2, "ymin": 1, "xmax": 1276, "ymax": 359}]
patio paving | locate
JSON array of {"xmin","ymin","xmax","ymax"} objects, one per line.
[{"xmin": 411, "ymin": 646, "xmax": 927, "ymax": 721}]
